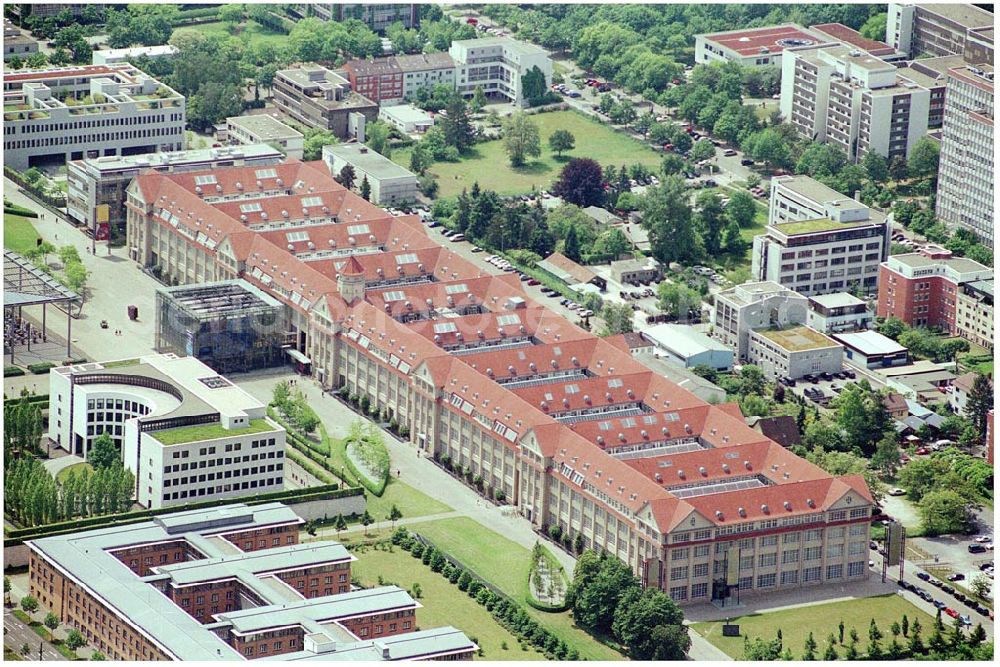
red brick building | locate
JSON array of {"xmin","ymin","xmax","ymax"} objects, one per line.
[
  {"xmin": 877, "ymin": 246, "xmax": 992, "ymax": 332},
  {"xmin": 343, "ymin": 58, "xmax": 404, "ymax": 104}
]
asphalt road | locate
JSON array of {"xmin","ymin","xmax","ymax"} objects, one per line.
[{"xmin": 3, "ymin": 608, "xmax": 63, "ymax": 661}]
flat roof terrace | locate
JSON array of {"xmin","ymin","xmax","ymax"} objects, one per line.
[
  {"xmin": 757, "ymin": 326, "xmax": 840, "ymax": 352},
  {"xmin": 702, "ymin": 24, "xmax": 824, "ymax": 56},
  {"xmin": 149, "ymin": 417, "xmax": 278, "ymax": 446}
]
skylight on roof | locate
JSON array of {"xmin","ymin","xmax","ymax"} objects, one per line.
[
  {"xmin": 395, "ymin": 253, "xmax": 419, "ymax": 264},
  {"xmin": 382, "ymin": 290, "xmax": 405, "ymax": 302},
  {"xmin": 643, "ymin": 415, "xmax": 658, "ymax": 425},
  {"xmin": 194, "ymin": 175, "xmax": 217, "ymax": 186},
  {"xmin": 347, "ymin": 224, "xmax": 370, "ymax": 235},
  {"xmin": 496, "ymin": 314, "xmax": 521, "ymax": 326},
  {"xmin": 301, "ymin": 195, "xmax": 323, "ymax": 208},
  {"xmin": 255, "ymin": 168, "xmax": 278, "ymax": 179},
  {"xmin": 621, "ymin": 418, "xmax": 637, "ymax": 428},
  {"xmin": 564, "ymin": 384, "xmax": 580, "ymax": 394},
  {"xmin": 445, "ymin": 283, "xmax": 469, "ymax": 295},
  {"xmin": 240, "ymin": 202, "xmax": 263, "ymax": 213},
  {"xmin": 608, "ymin": 378, "xmax": 623, "ymax": 388},
  {"xmin": 598, "ymin": 421, "xmax": 612, "ymax": 431},
  {"xmin": 433, "ymin": 322, "xmax": 458, "ymax": 334},
  {"xmin": 285, "ymin": 231, "xmax": 310, "ymax": 243}
]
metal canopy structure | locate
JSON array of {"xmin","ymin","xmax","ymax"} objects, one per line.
[{"xmin": 4, "ymin": 249, "xmax": 80, "ymax": 361}]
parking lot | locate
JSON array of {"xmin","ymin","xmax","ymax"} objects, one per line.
[{"xmin": 783, "ymin": 369, "xmax": 859, "ymax": 409}]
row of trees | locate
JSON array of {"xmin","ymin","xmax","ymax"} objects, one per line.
[
  {"xmin": 876, "ymin": 317, "xmax": 972, "ymax": 364},
  {"xmin": 3, "ymin": 394, "xmax": 43, "ymax": 464},
  {"xmin": 4, "ymin": 456, "xmax": 134, "ymax": 527}
]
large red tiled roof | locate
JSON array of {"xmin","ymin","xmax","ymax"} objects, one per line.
[
  {"xmin": 810, "ymin": 23, "xmax": 896, "ymax": 57},
  {"xmin": 703, "ymin": 24, "xmax": 823, "ymax": 57}
]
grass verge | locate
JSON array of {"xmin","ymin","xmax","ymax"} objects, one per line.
[
  {"xmin": 55, "ymin": 462, "xmax": 93, "ymax": 484},
  {"xmin": 4, "ymin": 213, "xmax": 40, "ymax": 255}
]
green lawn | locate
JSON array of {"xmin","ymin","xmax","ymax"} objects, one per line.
[
  {"xmin": 398, "ymin": 110, "xmax": 665, "ymax": 198},
  {"xmin": 365, "ymin": 478, "xmax": 452, "ymax": 521},
  {"xmin": 692, "ymin": 594, "xmax": 935, "ymax": 659},
  {"xmin": 174, "ymin": 20, "xmax": 288, "ymax": 47},
  {"xmin": 55, "ymin": 461, "xmax": 93, "ymax": 484},
  {"xmin": 350, "ymin": 547, "xmax": 544, "ymax": 661},
  {"xmin": 4, "ymin": 213, "xmax": 40, "ymax": 254},
  {"xmin": 413, "ymin": 517, "xmax": 624, "ymax": 660},
  {"xmin": 152, "ymin": 418, "xmax": 277, "ymax": 445}
]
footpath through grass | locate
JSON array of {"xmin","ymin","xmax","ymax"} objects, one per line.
[
  {"xmin": 350, "ymin": 546, "xmax": 544, "ymax": 661},
  {"xmin": 414, "ymin": 516, "xmax": 623, "ymax": 660},
  {"xmin": 692, "ymin": 593, "xmax": 935, "ymax": 659},
  {"xmin": 396, "ymin": 110, "xmax": 664, "ymax": 198},
  {"xmin": 4, "ymin": 213, "xmax": 40, "ymax": 254},
  {"xmin": 173, "ymin": 20, "xmax": 288, "ymax": 47}
]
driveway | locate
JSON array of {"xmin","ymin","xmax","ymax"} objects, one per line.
[{"xmin": 41, "ymin": 454, "xmax": 86, "ymax": 479}]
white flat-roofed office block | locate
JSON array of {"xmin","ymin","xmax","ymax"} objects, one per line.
[
  {"xmin": 748, "ymin": 326, "xmax": 844, "ymax": 379},
  {"xmin": 378, "ymin": 103, "xmax": 434, "ymax": 134},
  {"xmin": 92, "ymin": 44, "xmax": 179, "ymax": 65},
  {"xmin": 713, "ymin": 281, "xmax": 810, "ymax": 362},
  {"xmin": 322, "ymin": 143, "xmax": 418, "ymax": 205},
  {"xmin": 806, "ymin": 292, "xmax": 873, "ymax": 333},
  {"xmin": 832, "ymin": 330, "xmax": 909, "ymax": 368},
  {"xmin": 226, "ymin": 114, "xmax": 305, "ymax": 159},
  {"xmin": 48, "ymin": 354, "xmax": 285, "ymax": 509},
  {"xmin": 449, "ymin": 36, "xmax": 553, "ymax": 107},
  {"xmin": 642, "ymin": 324, "xmax": 734, "ymax": 371}
]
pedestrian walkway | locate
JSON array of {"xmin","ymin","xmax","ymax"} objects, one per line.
[
  {"xmin": 5, "ymin": 578, "xmax": 90, "ymax": 660},
  {"xmin": 41, "ymin": 454, "xmax": 84, "ymax": 478}
]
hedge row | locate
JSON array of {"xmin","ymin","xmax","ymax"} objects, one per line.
[
  {"xmin": 4, "ymin": 367, "xmax": 25, "ymax": 378},
  {"xmin": 4, "ymin": 204, "xmax": 37, "ymax": 217},
  {"xmin": 391, "ymin": 529, "xmax": 581, "ymax": 660},
  {"xmin": 27, "ymin": 362, "xmax": 55, "ymax": 375},
  {"xmin": 3, "ymin": 394, "xmax": 47, "ymax": 406},
  {"xmin": 341, "ymin": 437, "xmax": 388, "ymax": 497},
  {"xmin": 173, "ymin": 6, "xmax": 220, "ymax": 21},
  {"xmin": 5, "ymin": 484, "xmax": 362, "ymax": 544},
  {"xmin": 286, "ymin": 448, "xmax": 338, "ymax": 485}
]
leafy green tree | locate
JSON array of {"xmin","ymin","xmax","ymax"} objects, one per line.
[
  {"xmin": 742, "ymin": 128, "xmax": 792, "ymax": 171},
  {"xmin": 87, "ymin": 434, "xmax": 120, "ymax": 469},
  {"xmin": 359, "ymin": 176, "xmax": 371, "ymax": 201},
  {"xmin": 862, "ymin": 151, "xmax": 890, "ymax": 183},
  {"xmin": 611, "ymin": 587, "xmax": 688, "ymax": 660},
  {"xmin": 823, "ymin": 634, "xmax": 839, "ymax": 660},
  {"xmin": 335, "ymin": 164, "xmax": 356, "ymax": 190},
  {"xmin": 795, "ymin": 142, "xmax": 848, "ymax": 178},
  {"xmin": 860, "ymin": 13, "xmax": 887, "ymax": 41},
  {"xmin": 66, "ymin": 629, "xmax": 86, "ymax": 650},
  {"xmin": 964, "ymin": 373, "xmax": 993, "ymax": 440},
  {"xmin": 218, "ymin": 4, "xmax": 244, "ymax": 31},
  {"xmin": 641, "ymin": 176, "xmax": 700, "ymax": 265},
  {"xmin": 441, "ymin": 95, "xmax": 475, "ymax": 152},
  {"xmin": 918, "ymin": 489, "xmax": 971, "ymax": 536},
  {"xmin": 335, "ymin": 513, "xmax": 348, "ymax": 536},
  {"xmin": 871, "ymin": 434, "xmax": 902, "ymax": 474},
  {"xmin": 20, "ymin": 595, "xmax": 38, "ymax": 614},
  {"xmin": 43, "ymin": 612, "xmax": 59, "ymax": 640},
  {"xmin": 366, "ymin": 121, "xmax": 392, "ymax": 158},
  {"xmin": 91, "ymin": 652, "xmax": 107, "ymax": 661},
  {"xmin": 388, "ymin": 504, "xmax": 403, "ymax": 529},
  {"xmin": 726, "ymin": 191, "xmax": 757, "ymax": 228},
  {"xmin": 562, "ymin": 224, "xmax": 582, "ymax": 262},
  {"xmin": 360, "ymin": 509, "xmax": 374, "ymax": 536},
  {"xmin": 302, "ymin": 128, "xmax": 338, "ymax": 161},
  {"xmin": 656, "ymin": 282, "xmax": 701, "ymax": 320},
  {"xmin": 470, "ymin": 86, "xmax": 487, "ymax": 113},
  {"xmin": 571, "ymin": 552, "xmax": 639, "ymax": 633},
  {"xmin": 187, "ymin": 83, "xmax": 244, "ymax": 132},
  {"xmin": 690, "ymin": 139, "xmax": 716, "ymax": 162},
  {"xmin": 970, "ymin": 574, "xmax": 990, "ymax": 599},
  {"xmin": 502, "ymin": 112, "xmax": 541, "ymax": 167},
  {"xmin": 907, "ymin": 137, "xmax": 940, "ymax": 181},
  {"xmin": 802, "ymin": 632, "xmax": 817, "ymax": 660},
  {"xmin": 548, "ymin": 129, "xmax": 576, "ymax": 157},
  {"xmin": 521, "ymin": 65, "xmax": 548, "ymax": 104},
  {"xmin": 695, "ymin": 190, "xmax": 726, "ymax": 254},
  {"xmin": 743, "ymin": 637, "xmax": 783, "ymax": 660},
  {"xmin": 600, "ymin": 302, "xmax": 635, "ymax": 336},
  {"xmin": 832, "ymin": 381, "xmax": 891, "ymax": 456}
]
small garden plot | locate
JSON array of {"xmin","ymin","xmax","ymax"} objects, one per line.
[
  {"xmin": 345, "ymin": 419, "xmax": 390, "ymax": 495},
  {"xmin": 527, "ymin": 542, "xmax": 569, "ymax": 611}
]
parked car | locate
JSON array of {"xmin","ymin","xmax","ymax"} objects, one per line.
[
  {"xmin": 723, "ymin": 149, "xmax": 737, "ymax": 156},
  {"xmin": 974, "ymin": 535, "xmax": 993, "ymax": 543},
  {"xmin": 944, "ymin": 608, "xmax": 959, "ymax": 619},
  {"xmin": 915, "ymin": 447, "xmax": 931, "ymax": 455},
  {"xmin": 968, "ymin": 544, "xmax": 987, "ymax": 553},
  {"xmin": 527, "ymin": 279, "xmax": 540, "ymax": 286},
  {"xmin": 917, "ymin": 572, "xmax": 931, "ymax": 581},
  {"xmin": 740, "ymin": 158, "xmax": 754, "ymax": 166},
  {"xmin": 889, "ymin": 488, "xmax": 907, "ymax": 496},
  {"xmin": 947, "ymin": 573, "xmax": 965, "ymax": 582},
  {"xmin": 933, "ymin": 600, "xmax": 946, "ymax": 610}
]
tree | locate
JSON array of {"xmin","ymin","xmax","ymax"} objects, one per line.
[
  {"xmin": 862, "ymin": 151, "xmax": 890, "ymax": 183},
  {"xmin": 970, "ymin": 574, "xmax": 990, "ymax": 599},
  {"xmin": 187, "ymin": 83, "xmax": 245, "ymax": 131},
  {"xmin": 548, "ymin": 129, "xmax": 576, "ymax": 157},
  {"xmin": 91, "ymin": 652, "xmax": 107, "ymax": 661},
  {"xmin": 87, "ymin": 434, "xmax": 120, "ymax": 469},
  {"xmin": 218, "ymin": 4, "xmax": 244, "ymax": 32},
  {"xmin": 66, "ymin": 629, "xmax": 86, "ymax": 650},
  {"xmin": 860, "ymin": 13, "xmax": 887, "ymax": 41},
  {"xmin": 388, "ymin": 504, "xmax": 403, "ymax": 529},
  {"xmin": 872, "ymin": 435, "xmax": 902, "ymax": 474},
  {"xmin": 562, "ymin": 224, "xmax": 582, "ymax": 262},
  {"xmin": 743, "ymin": 637, "xmax": 783, "ymax": 660},
  {"xmin": 302, "ymin": 128, "xmax": 338, "ymax": 161},
  {"xmin": 470, "ymin": 86, "xmax": 487, "ymax": 113},
  {"xmin": 600, "ymin": 302, "xmax": 634, "ymax": 336},
  {"xmin": 20, "ymin": 644, "xmax": 30, "ymax": 657},
  {"xmin": 360, "ymin": 509, "xmax": 374, "ymax": 536},
  {"xmin": 571, "ymin": 551, "xmax": 639, "ymax": 633},
  {"xmin": 366, "ymin": 121, "xmax": 392, "ymax": 158},
  {"xmin": 695, "ymin": 190, "xmax": 726, "ymax": 254},
  {"xmin": 521, "ymin": 65, "xmax": 548, "ymax": 104},
  {"xmin": 43, "ymin": 612, "xmax": 59, "ymax": 640},
  {"xmin": 823, "ymin": 634, "xmax": 839, "ymax": 660},
  {"xmin": 742, "ymin": 128, "xmax": 792, "ymax": 171},
  {"xmin": 552, "ymin": 158, "xmax": 604, "ymax": 207},
  {"xmin": 441, "ymin": 95, "xmax": 475, "ymax": 152},
  {"xmin": 8, "ymin": 55, "xmax": 24, "ymax": 70},
  {"xmin": 3, "ymin": 576, "xmax": 10, "ymax": 606},
  {"xmin": 802, "ymin": 632, "xmax": 817, "ymax": 660},
  {"xmin": 726, "ymin": 191, "xmax": 757, "ymax": 228},
  {"xmin": 611, "ymin": 587, "xmax": 687, "ymax": 660},
  {"xmin": 335, "ymin": 513, "xmax": 348, "ymax": 536},
  {"xmin": 657, "ymin": 282, "xmax": 702, "ymax": 321},
  {"xmin": 908, "ymin": 137, "xmax": 940, "ymax": 181},
  {"xmin": 832, "ymin": 382, "xmax": 890, "ymax": 456},
  {"xmin": 336, "ymin": 165, "xmax": 357, "ymax": 190},
  {"xmin": 796, "ymin": 142, "xmax": 848, "ymax": 178},
  {"xmin": 641, "ymin": 177, "xmax": 700, "ymax": 265},
  {"xmin": 964, "ymin": 373, "xmax": 993, "ymax": 440},
  {"xmin": 502, "ymin": 112, "xmax": 541, "ymax": 167},
  {"xmin": 359, "ymin": 176, "xmax": 371, "ymax": 201},
  {"xmin": 20, "ymin": 596, "xmax": 38, "ymax": 614},
  {"xmin": 918, "ymin": 489, "xmax": 971, "ymax": 536}
]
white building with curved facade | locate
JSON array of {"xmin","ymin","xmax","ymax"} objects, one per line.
[{"xmin": 48, "ymin": 353, "xmax": 285, "ymax": 509}]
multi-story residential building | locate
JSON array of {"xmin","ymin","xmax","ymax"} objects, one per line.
[
  {"xmin": 713, "ymin": 282, "xmax": 809, "ymax": 362},
  {"xmin": 753, "ymin": 176, "xmax": 890, "ymax": 296},
  {"xmin": 48, "ymin": 354, "xmax": 286, "ymax": 509},
  {"xmin": 123, "ymin": 160, "xmax": 874, "ymax": 607},
  {"xmin": 954, "ymin": 279, "xmax": 993, "ymax": 351},
  {"xmin": 887, "ymin": 3, "xmax": 994, "ymax": 59},
  {"xmin": 396, "ymin": 52, "xmax": 458, "ymax": 101},
  {"xmin": 272, "ymin": 64, "xmax": 378, "ymax": 138},
  {"xmin": 781, "ymin": 43, "xmax": 931, "ymax": 161},
  {"xmin": 934, "ymin": 63, "xmax": 994, "ymax": 243},
  {"xmin": 695, "ymin": 24, "xmax": 827, "ymax": 68},
  {"xmin": 808, "ymin": 22, "xmax": 903, "ymax": 60},
  {"xmin": 748, "ymin": 326, "xmax": 844, "ymax": 380},
  {"xmin": 343, "ymin": 58, "xmax": 404, "ymax": 105},
  {"xmin": 226, "ymin": 114, "xmax": 304, "ymax": 160},
  {"xmin": 323, "ymin": 143, "xmax": 419, "ymax": 205},
  {"xmin": 292, "ymin": 3, "xmax": 420, "ymax": 32},
  {"xmin": 2, "ymin": 63, "xmax": 185, "ymax": 171},
  {"xmin": 67, "ymin": 144, "xmax": 283, "ymax": 239},
  {"xmin": 449, "ymin": 37, "xmax": 553, "ymax": 107},
  {"xmin": 6, "ymin": 3, "xmax": 99, "ymax": 20},
  {"xmin": 806, "ymin": 292, "xmax": 873, "ymax": 334},
  {"xmin": 27, "ymin": 502, "xmax": 475, "ymax": 661},
  {"xmin": 3, "ymin": 19, "xmax": 38, "ymax": 61},
  {"xmin": 877, "ymin": 246, "xmax": 993, "ymax": 334},
  {"xmin": 949, "ymin": 371, "xmax": 991, "ymax": 416}
]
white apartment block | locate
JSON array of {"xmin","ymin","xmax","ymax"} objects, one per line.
[
  {"xmin": 713, "ymin": 282, "xmax": 809, "ymax": 362},
  {"xmin": 2, "ymin": 64, "xmax": 185, "ymax": 171},
  {"xmin": 748, "ymin": 326, "xmax": 844, "ymax": 380},
  {"xmin": 806, "ymin": 292, "xmax": 874, "ymax": 334},
  {"xmin": 394, "ymin": 52, "xmax": 457, "ymax": 101},
  {"xmin": 48, "ymin": 354, "xmax": 285, "ymax": 509},
  {"xmin": 322, "ymin": 143, "xmax": 418, "ymax": 205},
  {"xmin": 934, "ymin": 64, "xmax": 994, "ymax": 243},
  {"xmin": 226, "ymin": 114, "xmax": 304, "ymax": 160},
  {"xmin": 449, "ymin": 37, "xmax": 553, "ymax": 107},
  {"xmin": 753, "ymin": 176, "xmax": 890, "ymax": 297},
  {"xmin": 781, "ymin": 43, "xmax": 931, "ymax": 161},
  {"xmin": 955, "ymin": 279, "xmax": 994, "ymax": 352},
  {"xmin": 887, "ymin": 3, "xmax": 994, "ymax": 59}
]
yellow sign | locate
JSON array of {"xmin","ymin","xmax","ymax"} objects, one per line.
[
  {"xmin": 726, "ymin": 544, "xmax": 740, "ymax": 585},
  {"xmin": 96, "ymin": 204, "xmax": 109, "ymax": 224}
]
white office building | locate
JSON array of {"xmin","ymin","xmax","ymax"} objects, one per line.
[
  {"xmin": 748, "ymin": 326, "xmax": 844, "ymax": 380},
  {"xmin": 642, "ymin": 324, "xmax": 734, "ymax": 371},
  {"xmin": 449, "ymin": 37, "xmax": 553, "ymax": 107},
  {"xmin": 395, "ymin": 52, "xmax": 457, "ymax": 101},
  {"xmin": 752, "ymin": 175, "xmax": 890, "ymax": 296},
  {"xmin": 2, "ymin": 63, "xmax": 185, "ymax": 171},
  {"xmin": 92, "ymin": 44, "xmax": 179, "ymax": 65},
  {"xmin": 48, "ymin": 354, "xmax": 285, "ymax": 509},
  {"xmin": 806, "ymin": 292, "xmax": 873, "ymax": 333},
  {"xmin": 226, "ymin": 114, "xmax": 304, "ymax": 160},
  {"xmin": 322, "ymin": 143, "xmax": 418, "ymax": 205},
  {"xmin": 713, "ymin": 281, "xmax": 809, "ymax": 362},
  {"xmin": 378, "ymin": 103, "xmax": 434, "ymax": 134}
]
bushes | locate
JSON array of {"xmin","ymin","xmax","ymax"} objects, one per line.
[
  {"xmin": 4, "ymin": 202, "xmax": 38, "ymax": 217},
  {"xmin": 27, "ymin": 362, "xmax": 55, "ymax": 375},
  {"xmin": 4, "ymin": 367, "xmax": 25, "ymax": 378}
]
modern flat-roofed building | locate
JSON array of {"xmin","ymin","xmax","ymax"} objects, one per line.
[
  {"xmin": 934, "ymin": 63, "xmax": 994, "ymax": 243},
  {"xmin": 226, "ymin": 114, "xmax": 305, "ymax": 159},
  {"xmin": 2, "ymin": 63, "xmax": 185, "ymax": 170},
  {"xmin": 832, "ymin": 330, "xmax": 909, "ymax": 369},
  {"xmin": 378, "ymin": 103, "xmax": 434, "ymax": 134},
  {"xmin": 3, "ymin": 18, "xmax": 38, "ymax": 61},
  {"xmin": 713, "ymin": 281, "xmax": 809, "ymax": 362},
  {"xmin": 877, "ymin": 246, "xmax": 992, "ymax": 334},
  {"xmin": 780, "ymin": 43, "xmax": 931, "ymax": 161},
  {"xmin": 293, "ymin": 3, "xmax": 420, "ymax": 31},
  {"xmin": 27, "ymin": 502, "xmax": 475, "ymax": 661},
  {"xmin": 753, "ymin": 176, "xmax": 889, "ymax": 296},
  {"xmin": 808, "ymin": 22, "xmax": 903, "ymax": 60},
  {"xmin": 806, "ymin": 292, "xmax": 873, "ymax": 333},
  {"xmin": 67, "ymin": 144, "xmax": 284, "ymax": 240},
  {"xmin": 395, "ymin": 52, "xmax": 457, "ymax": 100},
  {"xmin": 273, "ymin": 64, "xmax": 378, "ymax": 138},
  {"xmin": 695, "ymin": 24, "xmax": 828, "ymax": 68},
  {"xmin": 322, "ymin": 143, "xmax": 418, "ymax": 205},
  {"xmin": 343, "ymin": 57, "xmax": 404, "ymax": 104},
  {"xmin": 449, "ymin": 37, "xmax": 553, "ymax": 106},
  {"xmin": 887, "ymin": 3, "xmax": 994, "ymax": 58},
  {"xmin": 954, "ymin": 279, "xmax": 993, "ymax": 351},
  {"xmin": 642, "ymin": 323, "xmax": 734, "ymax": 371},
  {"xmin": 48, "ymin": 354, "xmax": 286, "ymax": 509},
  {"xmin": 748, "ymin": 326, "xmax": 844, "ymax": 379},
  {"xmin": 92, "ymin": 44, "xmax": 178, "ymax": 65}
]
